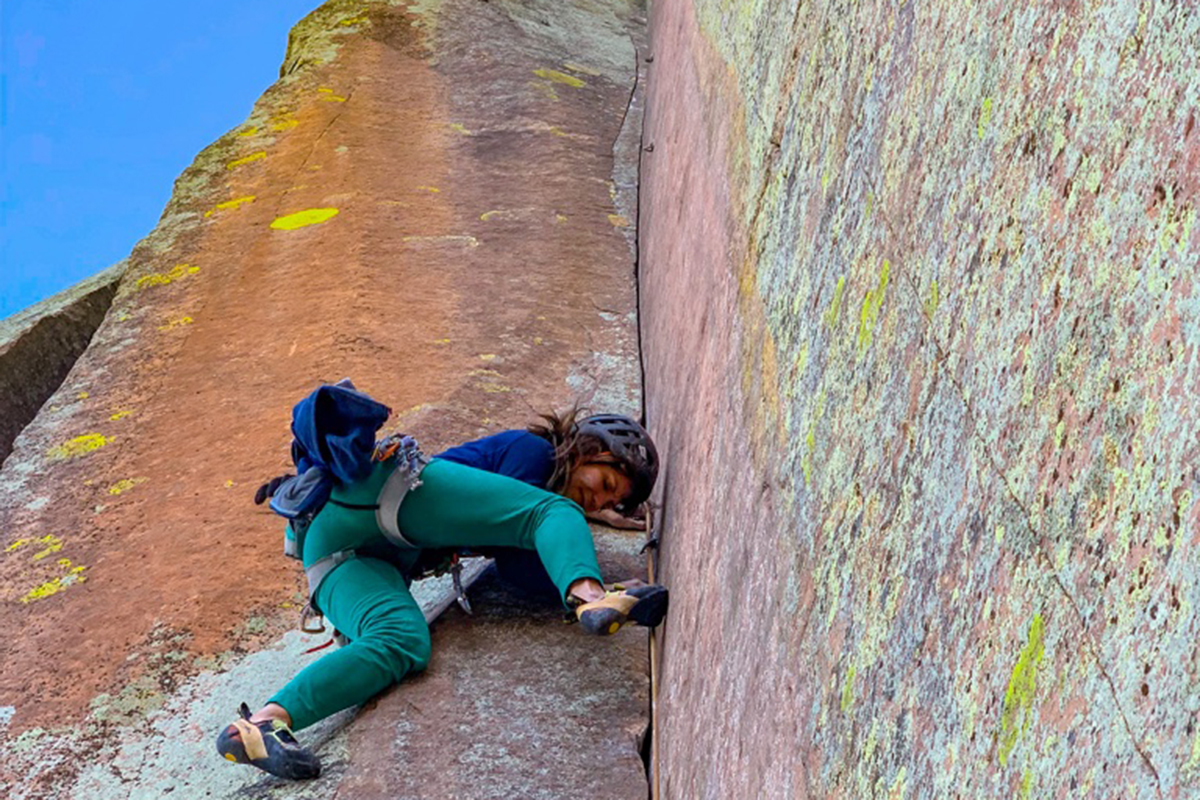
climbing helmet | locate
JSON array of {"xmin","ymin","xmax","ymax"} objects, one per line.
[{"xmin": 575, "ymin": 414, "xmax": 659, "ymax": 510}]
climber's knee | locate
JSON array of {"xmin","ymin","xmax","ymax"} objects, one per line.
[{"xmin": 364, "ymin": 616, "xmax": 431, "ymax": 681}]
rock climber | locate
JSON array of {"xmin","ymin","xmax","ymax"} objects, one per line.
[{"xmin": 215, "ymin": 389, "xmax": 667, "ymax": 780}]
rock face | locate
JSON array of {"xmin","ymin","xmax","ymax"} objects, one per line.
[
  {"xmin": 0, "ymin": 1, "xmax": 650, "ymax": 797},
  {"xmin": 0, "ymin": 265, "xmax": 123, "ymax": 466},
  {"xmin": 640, "ymin": 1, "xmax": 1199, "ymax": 799}
]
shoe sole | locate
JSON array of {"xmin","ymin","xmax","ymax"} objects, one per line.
[
  {"xmin": 627, "ymin": 585, "xmax": 669, "ymax": 628},
  {"xmin": 217, "ymin": 721, "xmax": 322, "ymax": 780},
  {"xmin": 578, "ymin": 586, "xmax": 670, "ymax": 635}
]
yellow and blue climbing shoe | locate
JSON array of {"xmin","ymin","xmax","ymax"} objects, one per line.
[
  {"xmin": 216, "ymin": 703, "xmax": 321, "ymax": 780},
  {"xmin": 575, "ymin": 584, "xmax": 669, "ymax": 635}
]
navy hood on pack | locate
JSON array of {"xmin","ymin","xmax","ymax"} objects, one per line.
[{"xmin": 269, "ymin": 379, "xmax": 391, "ymax": 519}]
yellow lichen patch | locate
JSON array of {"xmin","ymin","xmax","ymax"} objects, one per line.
[
  {"xmin": 533, "ymin": 337, "xmax": 543, "ymax": 345},
  {"xmin": 339, "ymin": 15, "xmax": 368, "ymax": 25},
  {"xmin": 237, "ymin": 126, "xmax": 258, "ymax": 137},
  {"xmin": 548, "ymin": 126, "xmax": 569, "ymax": 137},
  {"xmin": 448, "ymin": 123, "xmax": 473, "ymax": 135},
  {"xmin": 925, "ymin": 279, "xmax": 940, "ymax": 318},
  {"xmin": 530, "ymin": 82, "xmax": 559, "ymax": 101},
  {"xmin": 205, "ymin": 195, "xmax": 256, "ymax": 217},
  {"xmin": 416, "ymin": 185, "xmax": 440, "ymax": 193},
  {"xmin": 857, "ymin": 259, "xmax": 891, "ymax": 353},
  {"xmin": 47, "ymin": 433, "xmax": 110, "ymax": 461},
  {"xmin": 136, "ymin": 263, "xmax": 200, "ymax": 289},
  {"xmin": 5, "ymin": 538, "xmax": 30, "ymax": 553},
  {"xmin": 978, "ymin": 97, "xmax": 994, "ymax": 139},
  {"xmin": 270, "ymin": 208, "xmax": 340, "ymax": 230},
  {"xmin": 561, "ymin": 62, "xmax": 602, "ymax": 76},
  {"xmin": 841, "ymin": 664, "xmax": 856, "ymax": 712},
  {"xmin": 556, "ymin": 214, "xmax": 568, "ymax": 223},
  {"xmin": 479, "ymin": 354, "xmax": 497, "ymax": 361},
  {"xmin": 480, "ymin": 210, "xmax": 501, "ymax": 221},
  {"xmin": 433, "ymin": 338, "xmax": 451, "ymax": 345},
  {"xmin": 108, "ymin": 477, "xmax": 146, "ymax": 496},
  {"xmin": 109, "ymin": 409, "xmax": 134, "ymax": 421},
  {"xmin": 608, "ymin": 214, "xmax": 630, "ymax": 227},
  {"xmin": 802, "ymin": 389, "xmax": 826, "ymax": 486},
  {"xmin": 158, "ymin": 316, "xmax": 194, "ymax": 331},
  {"xmin": 534, "ymin": 69, "xmax": 585, "ymax": 88},
  {"xmin": 999, "ymin": 613, "xmax": 1045, "ymax": 766},
  {"xmin": 21, "ymin": 559, "xmax": 87, "ymax": 604},
  {"xmin": 226, "ymin": 151, "xmax": 266, "ymax": 170},
  {"xmin": 824, "ymin": 276, "xmax": 846, "ymax": 328},
  {"xmin": 224, "ymin": 479, "xmax": 235, "ymax": 489},
  {"xmin": 76, "ymin": 391, "xmax": 90, "ymax": 400},
  {"xmin": 317, "ymin": 87, "xmax": 347, "ymax": 102},
  {"xmin": 270, "ymin": 118, "xmax": 299, "ymax": 132},
  {"xmin": 30, "ymin": 535, "xmax": 63, "ymax": 560}
]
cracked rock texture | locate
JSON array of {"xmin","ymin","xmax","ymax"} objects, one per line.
[
  {"xmin": 640, "ymin": 1, "xmax": 1198, "ymax": 798},
  {"xmin": 0, "ymin": 1, "xmax": 650, "ymax": 797}
]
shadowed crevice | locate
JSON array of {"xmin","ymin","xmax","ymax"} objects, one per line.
[{"xmin": 0, "ymin": 277, "xmax": 120, "ymax": 467}]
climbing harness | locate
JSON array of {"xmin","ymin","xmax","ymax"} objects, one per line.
[
  {"xmin": 293, "ymin": 433, "xmax": 428, "ymax": 642},
  {"xmin": 372, "ymin": 434, "xmax": 425, "ymax": 550}
]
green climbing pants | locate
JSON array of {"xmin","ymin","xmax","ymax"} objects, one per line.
[{"xmin": 268, "ymin": 458, "xmax": 601, "ymax": 731}]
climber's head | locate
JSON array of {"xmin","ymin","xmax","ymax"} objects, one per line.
[{"xmin": 529, "ymin": 409, "xmax": 659, "ymax": 513}]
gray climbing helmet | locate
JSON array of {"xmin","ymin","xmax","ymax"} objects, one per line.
[{"xmin": 575, "ymin": 414, "xmax": 659, "ymax": 510}]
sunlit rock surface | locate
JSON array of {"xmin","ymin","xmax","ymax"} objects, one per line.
[
  {"xmin": 640, "ymin": 1, "xmax": 1198, "ymax": 798},
  {"xmin": 0, "ymin": 1, "xmax": 650, "ymax": 797}
]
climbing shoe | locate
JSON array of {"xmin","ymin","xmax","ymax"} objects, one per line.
[
  {"xmin": 574, "ymin": 584, "xmax": 669, "ymax": 635},
  {"xmin": 215, "ymin": 703, "xmax": 321, "ymax": 780}
]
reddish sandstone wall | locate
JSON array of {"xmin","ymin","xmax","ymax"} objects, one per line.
[{"xmin": 0, "ymin": 2, "xmax": 652, "ymax": 797}]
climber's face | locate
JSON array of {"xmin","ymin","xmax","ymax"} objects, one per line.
[{"xmin": 565, "ymin": 457, "xmax": 632, "ymax": 513}]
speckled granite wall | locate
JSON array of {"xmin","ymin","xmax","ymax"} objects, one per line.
[{"xmin": 640, "ymin": 1, "xmax": 1199, "ymax": 797}]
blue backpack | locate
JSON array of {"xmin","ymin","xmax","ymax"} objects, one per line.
[{"xmin": 264, "ymin": 380, "xmax": 391, "ymax": 555}]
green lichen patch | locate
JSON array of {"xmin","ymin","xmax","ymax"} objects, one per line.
[{"xmin": 999, "ymin": 613, "xmax": 1045, "ymax": 766}]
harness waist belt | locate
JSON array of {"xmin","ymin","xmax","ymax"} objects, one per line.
[
  {"xmin": 375, "ymin": 456, "xmax": 425, "ymax": 549},
  {"xmin": 302, "ymin": 439, "xmax": 427, "ymax": 610}
]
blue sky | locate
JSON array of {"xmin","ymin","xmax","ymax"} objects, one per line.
[{"xmin": 0, "ymin": 1, "xmax": 319, "ymax": 320}]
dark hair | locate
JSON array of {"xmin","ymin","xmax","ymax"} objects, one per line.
[{"xmin": 527, "ymin": 406, "xmax": 631, "ymax": 499}]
